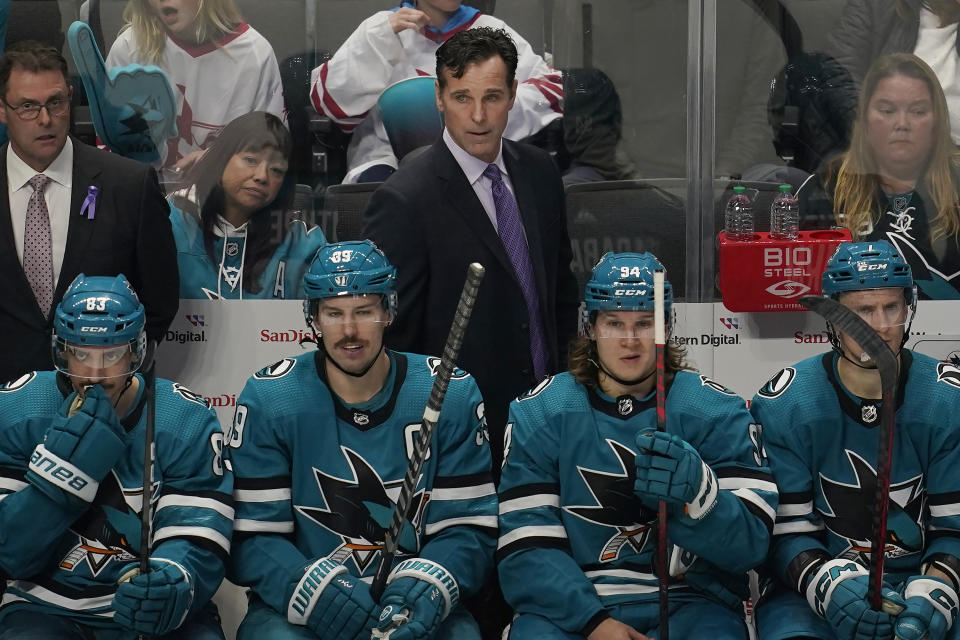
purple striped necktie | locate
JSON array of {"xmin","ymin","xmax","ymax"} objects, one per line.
[
  {"xmin": 24, "ymin": 174, "xmax": 53, "ymax": 317},
  {"xmin": 483, "ymin": 163, "xmax": 548, "ymax": 380}
]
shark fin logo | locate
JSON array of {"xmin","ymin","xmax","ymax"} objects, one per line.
[
  {"xmin": 820, "ymin": 450, "xmax": 924, "ymax": 561},
  {"xmin": 758, "ymin": 367, "xmax": 796, "ymax": 399},
  {"xmin": 255, "ymin": 358, "xmax": 296, "ymax": 380},
  {"xmin": 425, "ymin": 357, "xmax": 469, "ymax": 380},
  {"xmin": 296, "ymin": 446, "xmax": 427, "ymax": 573},
  {"xmin": 564, "ymin": 439, "xmax": 657, "ymax": 563},
  {"xmin": 936, "ymin": 362, "xmax": 960, "ymax": 390}
]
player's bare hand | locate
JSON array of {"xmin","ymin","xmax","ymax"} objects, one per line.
[
  {"xmin": 388, "ymin": 8, "xmax": 430, "ymax": 33},
  {"xmin": 587, "ymin": 618, "xmax": 650, "ymax": 640}
]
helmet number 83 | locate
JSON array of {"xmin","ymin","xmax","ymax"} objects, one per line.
[
  {"xmin": 619, "ymin": 266, "xmax": 644, "ymax": 278},
  {"xmin": 330, "ymin": 250, "xmax": 354, "ymax": 263},
  {"xmin": 85, "ymin": 297, "xmax": 109, "ymax": 311}
]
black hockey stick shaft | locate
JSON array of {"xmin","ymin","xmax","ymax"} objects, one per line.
[
  {"xmin": 139, "ymin": 341, "xmax": 158, "ymax": 640},
  {"xmin": 654, "ymin": 270, "xmax": 670, "ymax": 640},
  {"xmin": 370, "ymin": 263, "xmax": 485, "ymax": 601},
  {"xmin": 799, "ymin": 296, "xmax": 898, "ymax": 611}
]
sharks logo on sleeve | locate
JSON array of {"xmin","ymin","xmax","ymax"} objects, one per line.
[
  {"xmin": 758, "ymin": 368, "xmax": 797, "ymax": 399},
  {"xmin": 936, "ymin": 362, "xmax": 960, "ymax": 390},
  {"xmin": 564, "ymin": 439, "xmax": 657, "ymax": 563},
  {"xmin": 254, "ymin": 358, "xmax": 297, "ymax": 380},
  {"xmin": 425, "ymin": 357, "xmax": 469, "ymax": 380},
  {"xmin": 699, "ymin": 375, "xmax": 737, "ymax": 396}
]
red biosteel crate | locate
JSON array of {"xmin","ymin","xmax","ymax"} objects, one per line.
[{"xmin": 718, "ymin": 229, "xmax": 852, "ymax": 312}]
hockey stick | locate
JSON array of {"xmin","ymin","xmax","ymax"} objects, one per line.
[
  {"xmin": 654, "ymin": 270, "xmax": 670, "ymax": 640},
  {"xmin": 370, "ymin": 263, "xmax": 485, "ymax": 606},
  {"xmin": 799, "ymin": 295, "xmax": 898, "ymax": 611}
]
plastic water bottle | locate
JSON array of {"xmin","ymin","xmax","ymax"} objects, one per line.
[
  {"xmin": 724, "ymin": 185, "xmax": 754, "ymax": 241},
  {"xmin": 769, "ymin": 184, "xmax": 799, "ymax": 240}
]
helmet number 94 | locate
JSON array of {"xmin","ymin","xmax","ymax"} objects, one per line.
[
  {"xmin": 619, "ymin": 266, "xmax": 644, "ymax": 278},
  {"xmin": 85, "ymin": 297, "xmax": 109, "ymax": 311},
  {"xmin": 329, "ymin": 250, "xmax": 354, "ymax": 264}
]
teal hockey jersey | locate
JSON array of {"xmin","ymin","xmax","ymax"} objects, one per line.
[
  {"xmin": 752, "ymin": 350, "xmax": 960, "ymax": 593},
  {"xmin": 0, "ymin": 371, "xmax": 233, "ymax": 627},
  {"xmin": 228, "ymin": 350, "xmax": 497, "ymax": 618},
  {"xmin": 497, "ymin": 371, "xmax": 777, "ymax": 634},
  {"xmin": 170, "ymin": 202, "xmax": 327, "ymax": 300}
]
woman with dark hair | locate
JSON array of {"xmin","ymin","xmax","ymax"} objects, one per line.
[
  {"xmin": 169, "ymin": 111, "xmax": 326, "ymax": 299},
  {"xmin": 798, "ymin": 53, "xmax": 960, "ymax": 299}
]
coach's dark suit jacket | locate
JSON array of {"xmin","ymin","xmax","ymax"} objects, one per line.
[
  {"xmin": 363, "ymin": 138, "xmax": 579, "ymax": 468},
  {"xmin": 0, "ymin": 138, "xmax": 179, "ymax": 382}
]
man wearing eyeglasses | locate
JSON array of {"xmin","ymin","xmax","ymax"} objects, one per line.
[{"xmin": 0, "ymin": 40, "xmax": 177, "ymax": 384}]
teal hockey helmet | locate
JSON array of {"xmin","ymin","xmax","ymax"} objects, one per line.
[
  {"xmin": 822, "ymin": 241, "xmax": 914, "ymax": 304},
  {"xmin": 584, "ymin": 252, "xmax": 672, "ymax": 316},
  {"xmin": 303, "ymin": 240, "xmax": 398, "ymax": 326},
  {"xmin": 52, "ymin": 274, "xmax": 146, "ymax": 376}
]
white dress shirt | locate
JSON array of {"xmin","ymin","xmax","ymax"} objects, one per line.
[
  {"xmin": 442, "ymin": 128, "xmax": 520, "ymax": 234},
  {"xmin": 7, "ymin": 138, "xmax": 73, "ymax": 286},
  {"xmin": 914, "ymin": 8, "xmax": 960, "ymax": 145}
]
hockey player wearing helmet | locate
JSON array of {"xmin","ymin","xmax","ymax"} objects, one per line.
[
  {"xmin": 0, "ymin": 274, "xmax": 232, "ymax": 639},
  {"xmin": 752, "ymin": 240, "xmax": 960, "ymax": 640},
  {"xmin": 228, "ymin": 240, "xmax": 496, "ymax": 640},
  {"xmin": 497, "ymin": 252, "xmax": 777, "ymax": 640}
]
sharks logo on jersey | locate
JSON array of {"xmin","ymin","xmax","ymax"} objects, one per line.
[
  {"xmin": 758, "ymin": 367, "xmax": 797, "ymax": 399},
  {"xmin": 295, "ymin": 446, "xmax": 429, "ymax": 573},
  {"xmin": 517, "ymin": 376, "xmax": 555, "ymax": 402},
  {"xmin": 0, "ymin": 372, "xmax": 36, "ymax": 392},
  {"xmin": 255, "ymin": 358, "xmax": 297, "ymax": 380},
  {"xmin": 820, "ymin": 450, "xmax": 924, "ymax": 562},
  {"xmin": 699, "ymin": 375, "xmax": 737, "ymax": 396},
  {"xmin": 61, "ymin": 470, "xmax": 159, "ymax": 576},
  {"xmin": 425, "ymin": 357, "xmax": 469, "ymax": 380},
  {"xmin": 565, "ymin": 439, "xmax": 657, "ymax": 563},
  {"xmin": 936, "ymin": 362, "xmax": 960, "ymax": 390}
]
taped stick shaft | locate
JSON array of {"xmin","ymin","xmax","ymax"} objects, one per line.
[
  {"xmin": 799, "ymin": 295, "xmax": 898, "ymax": 610},
  {"xmin": 370, "ymin": 263, "xmax": 485, "ymax": 600},
  {"xmin": 654, "ymin": 270, "xmax": 669, "ymax": 640}
]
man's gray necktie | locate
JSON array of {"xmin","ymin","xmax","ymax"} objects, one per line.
[
  {"xmin": 483, "ymin": 163, "xmax": 548, "ymax": 379},
  {"xmin": 24, "ymin": 174, "xmax": 53, "ymax": 317}
]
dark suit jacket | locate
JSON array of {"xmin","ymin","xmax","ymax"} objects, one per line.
[
  {"xmin": 363, "ymin": 138, "xmax": 579, "ymax": 467},
  {"xmin": 0, "ymin": 138, "xmax": 178, "ymax": 382}
]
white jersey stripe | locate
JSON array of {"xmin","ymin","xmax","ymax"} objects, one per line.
[
  {"xmin": 733, "ymin": 488, "xmax": 777, "ymax": 522},
  {"xmin": 431, "ymin": 483, "xmax": 496, "ymax": 501},
  {"xmin": 930, "ymin": 504, "xmax": 960, "ymax": 517},
  {"xmin": 235, "ymin": 518, "xmax": 295, "ymax": 533},
  {"xmin": 156, "ymin": 495, "xmax": 235, "ymax": 519},
  {"xmin": 719, "ymin": 477, "xmax": 778, "ymax": 493},
  {"xmin": 594, "ymin": 583, "xmax": 685, "ymax": 596},
  {"xmin": 5, "ymin": 580, "xmax": 115, "ymax": 612},
  {"xmin": 584, "ymin": 568, "xmax": 657, "ymax": 581},
  {"xmin": 0, "ymin": 478, "xmax": 27, "ymax": 492},
  {"xmin": 774, "ymin": 520, "xmax": 824, "ymax": 535},
  {"xmin": 498, "ymin": 525, "xmax": 567, "ymax": 549},
  {"xmin": 235, "ymin": 487, "xmax": 292, "ymax": 503},
  {"xmin": 499, "ymin": 494, "xmax": 560, "ymax": 515},
  {"xmin": 777, "ymin": 502, "xmax": 814, "ymax": 517}
]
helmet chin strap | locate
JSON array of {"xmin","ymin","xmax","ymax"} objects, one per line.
[{"xmin": 827, "ymin": 313, "xmax": 913, "ymax": 371}]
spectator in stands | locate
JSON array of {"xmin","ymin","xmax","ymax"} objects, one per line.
[
  {"xmin": 797, "ymin": 53, "xmax": 960, "ymax": 300},
  {"xmin": 312, "ymin": 0, "xmax": 562, "ymax": 184},
  {"xmin": 168, "ymin": 111, "xmax": 325, "ymax": 300},
  {"xmin": 106, "ymin": 0, "xmax": 284, "ymax": 173},
  {"xmin": 828, "ymin": 0, "xmax": 960, "ymax": 145}
]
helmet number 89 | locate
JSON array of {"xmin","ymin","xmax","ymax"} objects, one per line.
[
  {"xmin": 85, "ymin": 297, "xmax": 109, "ymax": 311},
  {"xmin": 619, "ymin": 266, "xmax": 643, "ymax": 278},
  {"xmin": 330, "ymin": 250, "xmax": 353, "ymax": 264}
]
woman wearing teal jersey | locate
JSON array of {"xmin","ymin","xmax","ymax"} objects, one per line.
[{"xmin": 169, "ymin": 111, "xmax": 326, "ymax": 299}]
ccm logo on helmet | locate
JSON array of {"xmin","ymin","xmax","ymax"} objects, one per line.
[
  {"xmin": 856, "ymin": 263, "xmax": 887, "ymax": 271},
  {"xmin": 80, "ymin": 326, "xmax": 108, "ymax": 333},
  {"xmin": 614, "ymin": 289, "xmax": 644, "ymax": 296}
]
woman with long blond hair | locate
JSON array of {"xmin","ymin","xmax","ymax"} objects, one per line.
[
  {"xmin": 105, "ymin": 0, "xmax": 284, "ymax": 173},
  {"xmin": 798, "ymin": 52, "xmax": 960, "ymax": 299}
]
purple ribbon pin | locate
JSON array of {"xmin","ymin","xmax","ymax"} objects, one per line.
[{"xmin": 80, "ymin": 185, "xmax": 97, "ymax": 220}]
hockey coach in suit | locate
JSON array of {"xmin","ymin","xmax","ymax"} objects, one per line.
[
  {"xmin": 0, "ymin": 41, "xmax": 177, "ymax": 383},
  {"xmin": 364, "ymin": 26, "xmax": 579, "ymax": 472}
]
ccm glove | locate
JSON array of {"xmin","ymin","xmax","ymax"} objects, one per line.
[
  {"xmin": 895, "ymin": 576, "xmax": 959, "ymax": 640},
  {"xmin": 286, "ymin": 558, "xmax": 380, "ymax": 639},
  {"xmin": 805, "ymin": 559, "xmax": 905, "ymax": 640},
  {"xmin": 634, "ymin": 431, "xmax": 717, "ymax": 519},
  {"xmin": 26, "ymin": 385, "xmax": 125, "ymax": 508},
  {"xmin": 112, "ymin": 559, "xmax": 194, "ymax": 636},
  {"xmin": 373, "ymin": 558, "xmax": 460, "ymax": 640}
]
